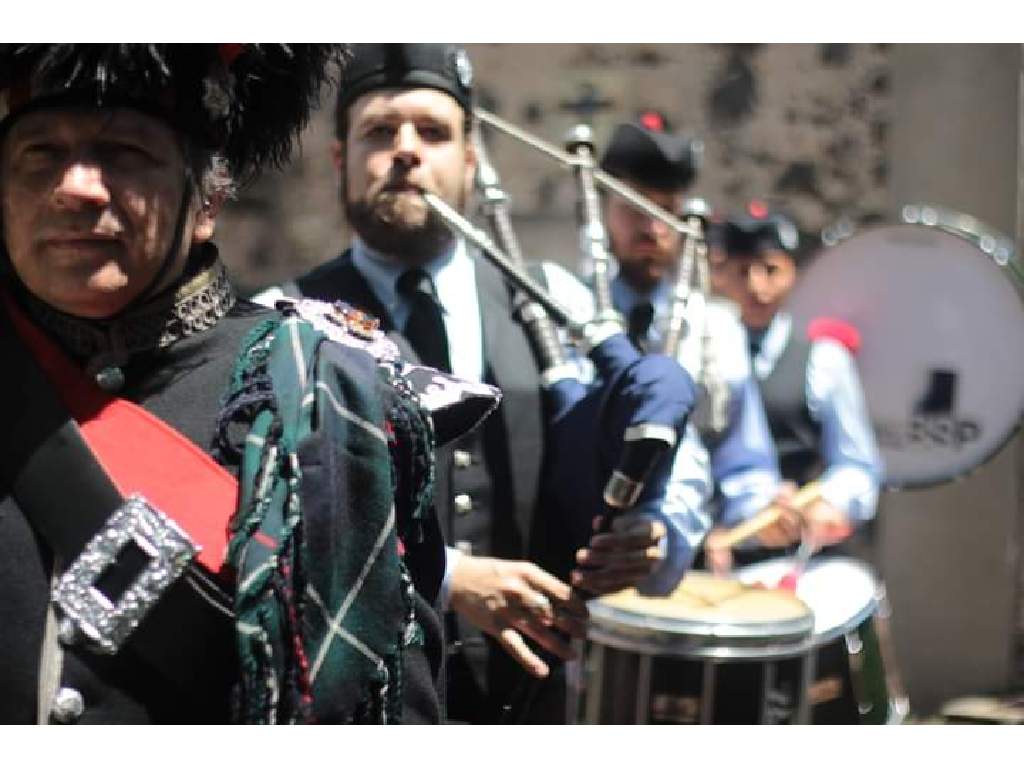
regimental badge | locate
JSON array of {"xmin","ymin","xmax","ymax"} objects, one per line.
[
  {"xmin": 454, "ymin": 48, "xmax": 473, "ymax": 90},
  {"xmin": 327, "ymin": 301, "xmax": 380, "ymax": 341},
  {"xmin": 276, "ymin": 297, "xmax": 400, "ymax": 362},
  {"xmin": 778, "ymin": 220, "xmax": 799, "ymax": 251},
  {"xmin": 690, "ymin": 138, "xmax": 705, "ymax": 171}
]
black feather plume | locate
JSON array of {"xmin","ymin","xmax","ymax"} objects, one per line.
[{"xmin": 0, "ymin": 43, "xmax": 345, "ymax": 183}]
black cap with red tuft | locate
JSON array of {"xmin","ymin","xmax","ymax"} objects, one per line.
[
  {"xmin": 599, "ymin": 109, "xmax": 702, "ymax": 192},
  {"xmin": 717, "ymin": 200, "xmax": 802, "ymax": 258}
]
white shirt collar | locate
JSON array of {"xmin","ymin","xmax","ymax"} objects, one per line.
[
  {"xmin": 611, "ymin": 273, "xmax": 673, "ymax": 315},
  {"xmin": 351, "ymin": 236, "xmax": 461, "ymax": 320},
  {"xmin": 351, "ymin": 236, "xmax": 483, "ymax": 381},
  {"xmin": 750, "ymin": 311, "xmax": 792, "ymax": 379}
]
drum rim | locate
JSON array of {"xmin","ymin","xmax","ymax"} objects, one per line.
[
  {"xmin": 587, "ymin": 593, "xmax": 816, "ymax": 657},
  {"xmin": 585, "ymin": 623, "xmax": 817, "ymax": 661},
  {"xmin": 809, "ymin": 596, "xmax": 878, "ymax": 646},
  {"xmin": 735, "ymin": 555, "xmax": 881, "ymax": 642},
  {"xmin": 900, "ymin": 203, "xmax": 1018, "ymax": 278},
  {"xmin": 822, "ymin": 205, "xmax": 1019, "ymax": 276},
  {"xmin": 790, "ymin": 211, "xmax": 1024, "ymax": 491}
]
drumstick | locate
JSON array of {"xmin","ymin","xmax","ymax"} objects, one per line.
[{"xmin": 712, "ymin": 482, "xmax": 822, "ymax": 550}]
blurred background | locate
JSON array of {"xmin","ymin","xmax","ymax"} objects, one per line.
[{"xmin": 216, "ymin": 43, "xmax": 1024, "ymax": 719}]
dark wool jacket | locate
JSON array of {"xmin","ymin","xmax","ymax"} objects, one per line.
[{"xmin": 0, "ymin": 297, "xmax": 446, "ymax": 724}]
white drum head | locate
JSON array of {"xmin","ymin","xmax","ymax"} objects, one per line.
[
  {"xmin": 786, "ymin": 214, "xmax": 1024, "ymax": 488},
  {"xmin": 735, "ymin": 556, "xmax": 879, "ymax": 640}
]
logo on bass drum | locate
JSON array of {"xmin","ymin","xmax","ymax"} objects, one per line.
[{"xmin": 875, "ymin": 368, "xmax": 982, "ymax": 450}]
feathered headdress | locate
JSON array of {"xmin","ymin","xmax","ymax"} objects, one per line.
[{"xmin": 0, "ymin": 44, "xmax": 344, "ymax": 183}]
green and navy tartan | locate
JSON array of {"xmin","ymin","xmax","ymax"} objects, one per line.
[{"xmin": 219, "ymin": 308, "xmax": 433, "ymax": 723}]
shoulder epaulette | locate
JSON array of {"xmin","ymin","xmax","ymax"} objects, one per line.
[{"xmin": 807, "ymin": 316, "xmax": 861, "ymax": 355}]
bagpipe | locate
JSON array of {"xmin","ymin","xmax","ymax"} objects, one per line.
[{"xmin": 424, "ymin": 108, "xmax": 711, "ymax": 575}]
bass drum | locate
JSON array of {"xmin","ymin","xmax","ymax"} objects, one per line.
[{"xmin": 787, "ymin": 204, "xmax": 1024, "ymax": 488}]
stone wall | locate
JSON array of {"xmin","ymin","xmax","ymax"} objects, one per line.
[{"xmin": 215, "ymin": 43, "xmax": 892, "ymax": 294}]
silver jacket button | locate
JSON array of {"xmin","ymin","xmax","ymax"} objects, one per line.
[
  {"xmin": 51, "ymin": 687, "xmax": 85, "ymax": 724},
  {"xmin": 94, "ymin": 366, "xmax": 126, "ymax": 393},
  {"xmin": 452, "ymin": 450, "xmax": 473, "ymax": 468},
  {"xmin": 453, "ymin": 493, "xmax": 473, "ymax": 514}
]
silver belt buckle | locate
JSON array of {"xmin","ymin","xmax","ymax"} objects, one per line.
[{"xmin": 52, "ymin": 494, "xmax": 199, "ymax": 655}]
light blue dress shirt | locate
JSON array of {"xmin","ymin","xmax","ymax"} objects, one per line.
[
  {"xmin": 749, "ymin": 312, "xmax": 883, "ymax": 523},
  {"xmin": 351, "ymin": 238, "xmax": 485, "ymax": 383}
]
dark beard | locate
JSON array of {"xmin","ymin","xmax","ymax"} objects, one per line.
[{"xmin": 345, "ymin": 188, "xmax": 457, "ymax": 265}]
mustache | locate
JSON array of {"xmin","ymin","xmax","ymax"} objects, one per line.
[
  {"xmin": 629, "ymin": 234, "xmax": 659, "ymax": 249},
  {"xmin": 37, "ymin": 213, "xmax": 123, "ymax": 241},
  {"xmin": 381, "ymin": 181, "xmax": 423, "ymax": 194},
  {"xmin": 379, "ymin": 168, "xmax": 425, "ymax": 195}
]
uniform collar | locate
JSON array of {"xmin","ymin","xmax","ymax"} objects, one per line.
[{"xmin": 11, "ymin": 242, "xmax": 235, "ymax": 375}]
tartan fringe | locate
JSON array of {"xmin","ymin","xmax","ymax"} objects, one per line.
[
  {"xmin": 382, "ymin": 362, "xmax": 436, "ymax": 544},
  {"xmin": 221, "ymin": 318, "xmax": 313, "ymax": 723}
]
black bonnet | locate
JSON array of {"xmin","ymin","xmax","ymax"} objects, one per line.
[
  {"xmin": 0, "ymin": 44, "xmax": 344, "ymax": 183},
  {"xmin": 714, "ymin": 202, "xmax": 801, "ymax": 258},
  {"xmin": 334, "ymin": 43, "xmax": 473, "ymax": 133},
  {"xmin": 600, "ymin": 110, "xmax": 702, "ymax": 192}
]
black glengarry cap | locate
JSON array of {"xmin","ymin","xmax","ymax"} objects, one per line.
[
  {"xmin": 335, "ymin": 43, "xmax": 473, "ymax": 133},
  {"xmin": 600, "ymin": 110, "xmax": 702, "ymax": 192},
  {"xmin": 720, "ymin": 200, "xmax": 801, "ymax": 257}
]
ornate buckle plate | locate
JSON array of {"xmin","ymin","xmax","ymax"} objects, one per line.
[{"xmin": 52, "ymin": 494, "xmax": 199, "ymax": 655}]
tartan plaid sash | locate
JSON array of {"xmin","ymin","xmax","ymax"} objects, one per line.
[{"xmin": 221, "ymin": 308, "xmax": 433, "ymax": 723}]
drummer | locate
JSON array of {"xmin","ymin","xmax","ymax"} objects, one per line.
[{"xmin": 705, "ymin": 203, "xmax": 883, "ymax": 566}]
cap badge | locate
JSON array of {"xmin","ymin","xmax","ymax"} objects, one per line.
[
  {"xmin": 454, "ymin": 49, "xmax": 473, "ymax": 89},
  {"xmin": 778, "ymin": 220, "xmax": 799, "ymax": 251}
]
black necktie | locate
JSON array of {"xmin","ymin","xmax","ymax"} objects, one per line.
[
  {"xmin": 397, "ymin": 268, "xmax": 451, "ymax": 373},
  {"xmin": 748, "ymin": 330, "xmax": 764, "ymax": 360},
  {"xmin": 627, "ymin": 301, "xmax": 655, "ymax": 353}
]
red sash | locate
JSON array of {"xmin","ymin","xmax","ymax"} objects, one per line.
[{"xmin": 5, "ymin": 297, "xmax": 238, "ymax": 573}]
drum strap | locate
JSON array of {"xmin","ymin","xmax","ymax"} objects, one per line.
[{"xmin": 0, "ymin": 295, "xmax": 237, "ymax": 695}]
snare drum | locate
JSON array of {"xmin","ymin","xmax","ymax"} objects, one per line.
[
  {"xmin": 736, "ymin": 556, "xmax": 909, "ymax": 724},
  {"xmin": 573, "ymin": 572, "xmax": 816, "ymax": 724}
]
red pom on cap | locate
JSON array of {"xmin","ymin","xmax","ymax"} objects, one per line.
[
  {"xmin": 218, "ymin": 44, "xmax": 245, "ymax": 67},
  {"xmin": 807, "ymin": 316, "xmax": 861, "ymax": 355},
  {"xmin": 639, "ymin": 110, "xmax": 665, "ymax": 132},
  {"xmin": 747, "ymin": 200, "xmax": 768, "ymax": 219}
]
